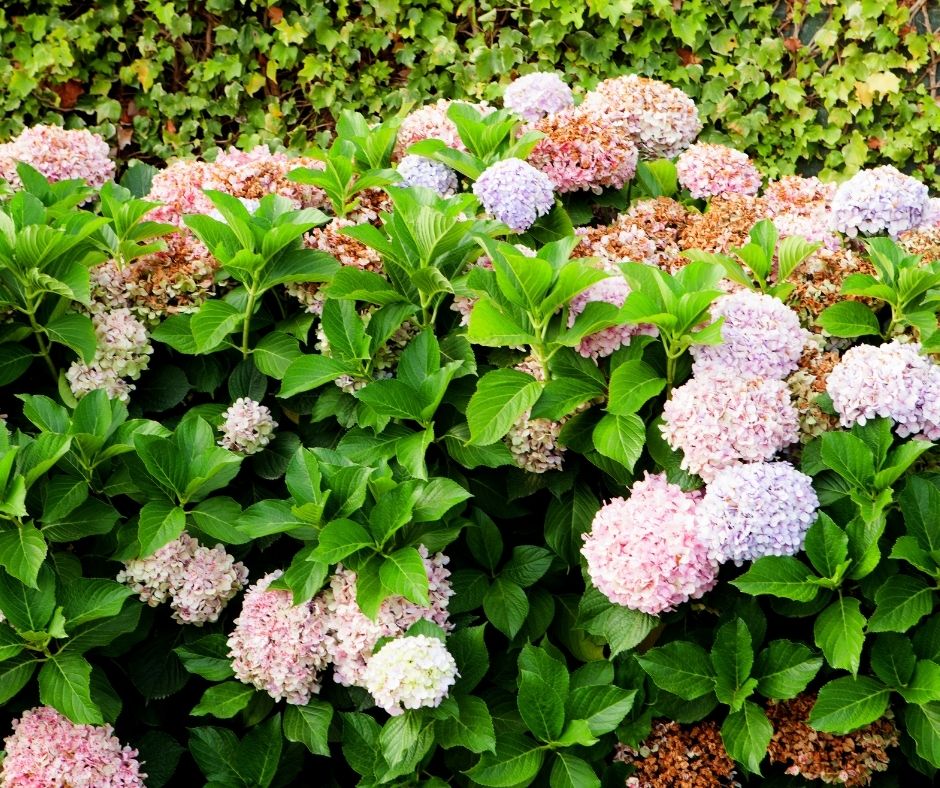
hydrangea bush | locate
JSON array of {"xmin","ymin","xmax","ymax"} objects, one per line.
[{"xmin": 0, "ymin": 71, "xmax": 937, "ymax": 788}]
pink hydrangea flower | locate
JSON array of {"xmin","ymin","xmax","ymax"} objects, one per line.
[
  {"xmin": 0, "ymin": 125, "xmax": 115, "ymax": 189},
  {"xmin": 772, "ymin": 210, "xmax": 841, "ymax": 251},
  {"xmin": 394, "ymin": 99, "xmax": 494, "ymax": 159},
  {"xmin": 661, "ymin": 373, "xmax": 800, "ymax": 481},
  {"xmin": 1, "ymin": 706, "xmax": 145, "ymax": 787},
  {"xmin": 362, "ymin": 635, "xmax": 459, "ymax": 716},
  {"xmin": 218, "ymin": 398, "xmax": 277, "ymax": 454},
  {"xmin": 676, "ymin": 143, "xmax": 762, "ymax": 200},
  {"xmin": 763, "ymin": 175, "xmax": 836, "ymax": 217},
  {"xmin": 227, "ymin": 571, "xmax": 332, "ymax": 704},
  {"xmin": 582, "ymin": 473, "xmax": 717, "ymax": 615},
  {"xmin": 567, "ymin": 273, "xmax": 657, "ymax": 359}
]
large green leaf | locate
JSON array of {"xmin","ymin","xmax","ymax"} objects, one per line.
[
  {"xmin": 38, "ymin": 652, "xmax": 103, "ymax": 724},
  {"xmin": 466, "ymin": 369, "xmax": 542, "ymax": 446},
  {"xmin": 0, "ymin": 523, "xmax": 46, "ymax": 587},
  {"xmin": 808, "ymin": 676, "xmax": 890, "ymax": 734}
]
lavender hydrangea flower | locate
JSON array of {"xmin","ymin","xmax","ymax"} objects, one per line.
[
  {"xmin": 503, "ymin": 72, "xmax": 574, "ymax": 122},
  {"xmin": 218, "ymin": 398, "xmax": 277, "ymax": 454},
  {"xmin": 362, "ymin": 635, "xmax": 459, "ymax": 716},
  {"xmin": 698, "ymin": 461, "xmax": 819, "ymax": 565},
  {"xmin": 396, "ymin": 155, "xmax": 458, "ymax": 197},
  {"xmin": 472, "ymin": 158, "xmax": 555, "ymax": 232},
  {"xmin": 691, "ymin": 290, "xmax": 809, "ymax": 379},
  {"xmin": 830, "ymin": 166, "xmax": 929, "ymax": 238}
]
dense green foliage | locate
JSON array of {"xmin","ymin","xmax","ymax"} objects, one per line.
[{"xmin": 3, "ymin": 0, "xmax": 940, "ymax": 182}]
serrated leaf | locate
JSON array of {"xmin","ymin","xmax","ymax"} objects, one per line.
[{"xmin": 808, "ymin": 676, "xmax": 890, "ymax": 734}]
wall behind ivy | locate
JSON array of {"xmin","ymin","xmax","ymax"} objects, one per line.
[{"xmin": 2, "ymin": 0, "xmax": 939, "ymax": 184}]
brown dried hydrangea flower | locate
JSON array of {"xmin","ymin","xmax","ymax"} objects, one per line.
[
  {"xmin": 898, "ymin": 225, "xmax": 940, "ymax": 264},
  {"xmin": 766, "ymin": 694, "xmax": 898, "ymax": 787},
  {"xmin": 786, "ymin": 246, "xmax": 877, "ymax": 330},
  {"xmin": 614, "ymin": 720, "xmax": 740, "ymax": 788},
  {"xmin": 787, "ymin": 339, "xmax": 841, "ymax": 443},
  {"xmin": 679, "ymin": 194, "xmax": 769, "ymax": 256}
]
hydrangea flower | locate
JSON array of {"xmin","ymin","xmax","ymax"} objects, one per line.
[
  {"xmin": 772, "ymin": 210, "xmax": 841, "ymax": 251},
  {"xmin": 227, "ymin": 571, "xmax": 332, "ymax": 704},
  {"xmin": 362, "ymin": 635, "xmax": 459, "ymax": 716},
  {"xmin": 396, "ymin": 155, "xmax": 458, "ymax": 197},
  {"xmin": 394, "ymin": 99, "xmax": 494, "ymax": 159},
  {"xmin": 698, "ymin": 461, "xmax": 819, "ymax": 564},
  {"xmin": 567, "ymin": 273, "xmax": 657, "ymax": 359},
  {"xmin": 527, "ymin": 110, "xmax": 638, "ymax": 194},
  {"xmin": 826, "ymin": 340, "xmax": 940, "ymax": 439},
  {"xmin": 581, "ymin": 473, "xmax": 717, "ymax": 615},
  {"xmin": 763, "ymin": 175, "xmax": 836, "ymax": 217},
  {"xmin": 691, "ymin": 291, "xmax": 808, "ymax": 379},
  {"xmin": 579, "ymin": 75, "xmax": 701, "ymax": 159},
  {"xmin": 661, "ymin": 373, "xmax": 800, "ymax": 481},
  {"xmin": 830, "ymin": 166, "xmax": 929, "ymax": 238},
  {"xmin": 0, "ymin": 706, "xmax": 145, "ymax": 787},
  {"xmin": 218, "ymin": 398, "xmax": 277, "ymax": 454},
  {"xmin": 0, "ymin": 125, "xmax": 115, "ymax": 189},
  {"xmin": 117, "ymin": 533, "xmax": 248, "ymax": 625},
  {"xmin": 324, "ymin": 547, "xmax": 453, "ymax": 687},
  {"xmin": 472, "ymin": 158, "xmax": 555, "ymax": 232},
  {"xmin": 676, "ymin": 143, "xmax": 761, "ymax": 200},
  {"xmin": 503, "ymin": 72, "xmax": 574, "ymax": 122}
]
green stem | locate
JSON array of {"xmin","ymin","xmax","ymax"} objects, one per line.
[
  {"xmin": 241, "ymin": 288, "xmax": 258, "ymax": 359},
  {"xmin": 27, "ymin": 312, "xmax": 57, "ymax": 381}
]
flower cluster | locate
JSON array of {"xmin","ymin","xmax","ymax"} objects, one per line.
[
  {"xmin": 218, "ymin": 398, "xmax": 278, "ymax": 454},
  {"xmin": 579, "ymin": 75, "xmax": 701, "ymax": 159},
  {"xmin": 394, "ymin": 99, "xmax": 493, "ymax": 159},
  {"xmin": 66, "ymin": 308, "xmax": 153, "ymax": 402},
  {"xmin": 396, "ymin": 155, "xmax": 459, "ymax": 197},
  {"xmin": 691, "ymin": 290, "xmax": 808, "ymax": 379},
  {"xmin": 567, "ymin": 272, "xmax": 657, "ymax": 359},
  {"xmin": 0, "ymin": 706, "xmax": 145, "ymax": 787},
  {"xmin": 117, "ymin": 532, "xmax": 248, "ymax": 625},
  {"xmin": 830, "ymin": 165, "xmax": 929, "ymax": 238},
  {"xmin": 0, "ymin": 125, "xmax": 115, "ymax": 189},
  {"xmin": 362, "ymin": 635, "xmax": 459, "ymax": 716},
  {"xmin": 676, "ymin": 143, "xmax": 762, "ymax": 200},
  {"xmin": 678, "ymin": 193, "xmax": 768, "ymax": 255},
  {"xmin": 827, "ymin": 340, "xmax": 940, "ymax": 439},
  {"xmin": 227, "ymin": 571, "xmax": 333, "ymax": 705},
  {"xmin": 582, "ymin": 473, "xmax": 717, "ymax": 615},
  {"xmin": 527, "ymin": 110, "xmax": 638, "ymax": 194},
  {"xmin": 661, "ymin": 373, "xmax": 800, "ymax": 482},
  {"xmin": 787, "ymin": 342, "xmax": 842, "ymax": 442},
  {"xmin": 766, "ymin": 695, "xmax": 898, "ymax": 787},
  {"xmin": 472, "ymin": 158, "xmax": 555, "ymax": 232},
  {"xmin": 698, "ymin": 461, "xmax": 819, "ymax": 564},
  {"xmin": 503, "ymin": 72, "xmax": 574, "ymax": 121}
]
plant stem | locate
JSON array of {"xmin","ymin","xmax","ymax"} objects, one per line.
[
  {"xmin": 241, "ymin": 288, "xmax": 258, "ymax": 359},
  {"xmin": 27, "ymin": 312, "xmax": 57, "ymax": 381}
]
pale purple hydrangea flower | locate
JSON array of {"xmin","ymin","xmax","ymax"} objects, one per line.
[
  {"xmin": 472, "ymin": 158, "xmax": 555, "ymax": 232},
  {"xmin": 582, "ymin": 473, "xmax": 717, "ymax": 615},
  {"xmin": 324, "ymin": 547, "xmax": 453, "ymax": 688},
  {"xmin": 827, "ymin": 340, "xmax": 940, "ymax": 439},
  {"xmin": 227, "ymin": 571, "xmax": 332, "ymax": 705},
  {"xmin": 691, "ymin": 291, "xmax": 809, "ymax": 379},
  {"xmin": 919, "ymin": 197, "xmax": 940, "ymax": 228},
  {"xmin": 362, "ymin": 635, "xmax": 459, "ymax": 716},
  {"xmin": 830, "ymin": 166, "xmax": 929, "ymax": 238},
  {"xmin": 698, "ymin": 461, "xmax": 819, "ymax": 565},
  {"xmin": 503, "ymin": 72, "xmax": 574, "ymax": 122},
  {"xmin": 676, "ymin": 143, "xmax": 762, "ymax": 200},
  {"xmin": 772, "ymin": 210, "xmax": 841, "ymax": 251},
  {"xmin": 218, "ymin": 397, "xmax": 277, "ymax": 454},
  {"xmin": 117, "ymin": 532, "xmax": 248, "ymax": 625},
  {"xmin": 397, "ymin": 155, "xmax": 458, "ymax": 197},
  {"xmin": 1, "ymin": 706, "xmax": 145, "ymax": 788},
  {"xmin": 0, "ymin": 125, "xmax": 115, "ymax": 189},
  {"xmin": 661, "ymin": 373, "xmax": 800, "ymax": 482},
  {"xmin": 567, "ymin": 273, "xmax": 657, "ymax": 359}
]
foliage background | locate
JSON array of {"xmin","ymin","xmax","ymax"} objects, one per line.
[{"xmin": 2, "ymin": 0, "xmax": 940, "ymax": 183}]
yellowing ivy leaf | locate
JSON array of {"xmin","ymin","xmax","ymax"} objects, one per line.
[{"xmin": 856, "ymin": 71, "xmax": 901, "ymax": 107}]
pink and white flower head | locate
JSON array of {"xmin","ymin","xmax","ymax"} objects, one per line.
[
  {"xmin": 676, "ymin": 143, "xmax": 762, "ymax": 200},
  {"xmin": 323, "ymin": 547, "xmax": 453, "ymax": 687},
  {"xmin": 581, "ymin": 473, "xmax": 717, "ymax": 615},
  {"xmin": 145, "ymin": 159, "xmax": 217, "ymax": 227},
  {"xmin": 227, "ymin": 571, "xmax": 332, "ymax": 704},
  {"xmin": 218, "ymin": 398, "xmax": 277, "ymax": 454},
  {"xmin": 827, "ymin": 340, "xmax": 940, "ymax": 440},
  {"xmin": 394, "ymin": 99, "xmax": 493, "ymax": 159},
  {"xmin": 567, "ymin": 272, "xmax": 657, "ymax": 359},
  {"xmin": 117, "ymin": 533, "xmax": 248, "ymax": 625},
  {"xmin": 763, "ymin": 175, "xmax": 836, "ymax": 217},
  {"xmin": 691, "ymin": 291, "xmax": 809, "ymax": 379},
  {"xmin": 0, "ymin": 705, "xmax": 145, "ymax": 787},
  {"xmin": 362, "ymin": 635, "xmax": 459, "ymax": 716},
  {"xmin": 830, "ymin": 166, "xmax": 929, "ymax": 238},
  {"xmin": 772, "ymin": 210, "xmax": 841, "ymax": 251},
  {"xmin": 472, "ymin": 158, "xmax": 555, "ymax": 232},
  {"xmin": 698, "ymin": 461, "xmax": 819, "ymax": 565},
  {"xmin": 0, "ymin": 125, "xmax": 115, "ymax": 189},
  {"xmin": 579, "ymin": 75, "xmax": 701, "ymax": 160},
  {"xmin": 503, "ymin": 72, "xmax": 574, "ymax": 122},
  {"xmin": 661, "ymin": 373, "xmax": 800, "ymax": 482}
]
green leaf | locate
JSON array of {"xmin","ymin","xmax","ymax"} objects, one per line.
[
  {"xmin": 899, "ymin": 660, "xmax": 940, "ymax": 705},
  {"xmin": 566, "ymin": 684, "xmax": 636, "ymax": 736},
  {"xmin": 482, "ymin": 577, "xmax": 528, "ymax": 638},
  {"xmin": 637, "ymin": 641, "xmax": 715, "ymax": 700},
  {"xmin": 62, "ymin": 579, "xmax": 133, "ymax": 628},
  {"xmin": 313, "ymin": 518, "xmax": 374, "ymax": 562},
  {"xmin": 0, "ymin": 564, "xmax": 55, "ymax": 632},
  {"xmin": 45, "ymin": 313, "xmax": 97, "ymax": 363},
  {"xmin": 501, "ymin": 545, "xmax": 553, "ymax": 588},
  {"xmin": 467, "ymin": 298, "xmax": 537, "ymax": 347},
  {"xmin": 804, "ymin": 513, "xmax": 849, "ymax": 580},
  {"xmin": 517, "ymin": 644, "xmax": 568, "ymax": 742},
  {"xmin": 0, "ymin": 344, "xmax": 33, "ymax": 386},
  {"xmin": 550, "ymin": 753, "xmax": 600, "ymax": 788},
  {"xmin": 0, "ymin": 653, "xmax": 37, "ymax": 704},
  {"xmin": 721, "ymin": 701, "xmax": 772, "ymax": 775},
  {"xmin": 731, "ymin": 557, "xmax": 819, "ymax": 601},
  {"xmin": 188, "ymin": 726, "xmax": 241, "ymax": 785},
  {"xmin": 814, "ymin": 597, "xmax": 866, "ymax": 674},
  {"xmin": 464, "ymin": 732, "xmax": 545, "ymax": 787},
  {"xmin": 235, "ymin": 713, "xmax": 283, "ymax": 788},
  {"xmin": 191, "ymin": 300, "xmax": 243, "ymax": 353},
  {"xmin": 283, "ymin": 699, "xmax": 333, "ymax": 757},
  {"xmin": 868, "ymin": 574, "xmax": 935, "ymax": 633},
  {"xmin": 870, "ymin": 634, "xmax": 917, "ymax": 688},
  {"xmin": 820, "ymin": 432, "xmax": 875, "ymax": 488},
  {"xmin": 466, "ymin": 369, "xmax": 542, "ymax": 445},
  {"xmin": 754, "ymin": 640, "xmax": 822, "ymax": 700},
  {"xmin": 817, "ymin": 301, "xmax": 881, "ymax": 338},
  {"xmin": 606, "ymin": 360, "xmax": 666, "ymax": 415},
  {"xmin": 137, "ymin": 501, "xmax": 186, "ymax": 557},
  {"xmin": 808, "ymin": 676, "xmax": 890, "ymax": 734},
  {"xmin": 175, "ymin": 634, "xmax": 235, "ymax": 682},
  {"xmin": 436, "ymin": 695, "xmax": 496, "ymax": 754},
  {"xmin": 38, "ymin": 652, "xmax": 103, "ymax": 724},
  {"xmin": 900, "ymin": 477, "xmax": 940, "ymax": 552},
  {"xmin": 907, "ymin": 702, "xmax": 940, "ymax": 768},
  {"xmin": 0, "ymin": 523, "xmax": 46, "ymax": 587},
  {"xmin": 191, "ymin": 681, "xmax": 255, "ymax": 719},
  {"xmin": 711, "ymin": 620, "xmax": 756, "ymax": 711},
  {"xmin": 578, "ymin": 588, "xmax": 657, "ymax": 657},
  {"xmin": 379, "ymin": 547, "xmax": 430, "ymax": 606},
  {"xmin": 592, "ymin": 413, "xmax": 645, "ymax": 471},
  {"xmin": 279, "ymin": 354, "xmax": 357, "ymax": 398}
]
